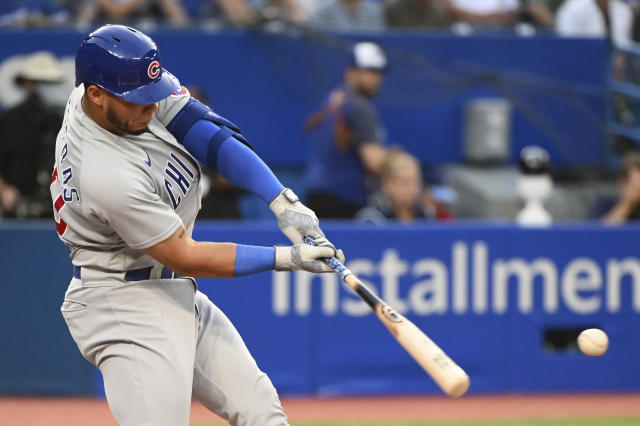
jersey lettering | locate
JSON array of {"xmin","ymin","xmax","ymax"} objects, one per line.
[
  {"xmin": 165, "ymin": 179, "xmax": 181, "ymax": 209},
  {"xmin": 170, "ymin": 152, "xmax": 194, "ymax": 178},
  {"xmin": 62, "ymin": 167, "xmax": 72, "ymax": 185},
  {"xmin": 165, "ymin": 162, "xmax": 191, "ymax": 194},
  {"xmin": 163, "ymin": 152, "xmax": 195, "ymax": 210},
  {"xmin": 51, "ymin": 167, "xmax": 68, "ymax": 236},
  {"xmin": 63, "ymin": 188, "xmax": 80, "ymax": 202}
]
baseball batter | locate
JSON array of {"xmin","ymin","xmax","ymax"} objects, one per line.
[{"xmin": 51, "ymin": 25, "xmax": 343, "ymax": 426}]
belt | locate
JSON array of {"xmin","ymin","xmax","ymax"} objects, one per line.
[{"xmin": 73, "ymin": 266, "xmax": 177, "ymax": 281}]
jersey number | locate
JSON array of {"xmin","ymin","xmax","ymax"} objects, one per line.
[{"xmin": 51, "ymin": 167, "xmax": 68, "ymax": 236}]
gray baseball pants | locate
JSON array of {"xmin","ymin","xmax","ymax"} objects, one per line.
[{"xmin": 61, "ymin": 276, "xmax": 289, "ymax": 426}]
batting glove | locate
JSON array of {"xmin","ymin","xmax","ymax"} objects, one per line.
[
  {"xmin": 269, "ymin": 188, "xmax": 344, "ymax": 261},
  {"xmin": 309, "ymin": 235, "xmax": 345, "ymax": 264},
  {"xmin": 274, "ymin": 244, "xmax": 337, "ymax": 273},
  {"xmin": 269, "ymin": 188, "xmax": 321, "ymax": 242}
]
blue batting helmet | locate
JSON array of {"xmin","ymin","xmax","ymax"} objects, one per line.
[{"xmin": 75, "ymin": 24, "xmax": 179, "ymax": 104}]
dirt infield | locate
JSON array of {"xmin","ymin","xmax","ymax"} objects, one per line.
[{"xmin": 1, "ymin": 393, "xmax": 639, "ymax": 425}]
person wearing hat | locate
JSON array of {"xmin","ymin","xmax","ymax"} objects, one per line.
[
  {"xmin": 0, "ymin": 51, "xmax": 63, "ymax": 218},
  {"xmin": 303, "ymin": 41, "xmax": 388, "ymax": 218}
]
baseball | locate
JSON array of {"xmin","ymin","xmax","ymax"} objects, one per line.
[{"xmin": 577, "ymin": 328, "xmax": 609, "ymax": 357}]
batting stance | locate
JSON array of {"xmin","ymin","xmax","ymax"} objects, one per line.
[{"xmin": 51, "ymin": 25, "xmax": 344, "ymax": 426}]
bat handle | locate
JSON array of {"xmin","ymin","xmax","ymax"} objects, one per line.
[{"xmin": 303, "ymin": 236, "xmax": 352, "ymax": 280}]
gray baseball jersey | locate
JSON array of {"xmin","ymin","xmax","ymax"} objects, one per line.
[
  {"xmin": 53, "ymin": 85, "xmax": 289, "ymax": 425},
  {"xmin": 50, "ymin": 84, "xmax": 197, "ymax": 282}
]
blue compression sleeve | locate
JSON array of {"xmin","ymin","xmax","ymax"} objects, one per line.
[
  {"xmin": 179, "ymin": 119, "xmax": 211, "ymax": 165},
  {"xmin": 181, "ymin": 120, "xmax": 283, "ymax": 203},
  {"xmin": 216, "ymin": 136, "xmax": 284, "ymax": 203},
  {"xmin": 234, "ymin": 244, "xmax": 275, "ymax": 277}
]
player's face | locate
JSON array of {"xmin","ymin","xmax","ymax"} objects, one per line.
[{"xmin": 103, "ymin": 92, "xmax": 158, "ymax": 136}]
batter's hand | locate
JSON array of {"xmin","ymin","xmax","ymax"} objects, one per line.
[
  {"xmin": 269, "ymin": 188, "xmax": 321, "ymax": 242},
  {"xmin": 269, "ymin": 188, "xmax": 345, "ymax": 263},
  {"xmin": 309, "ymin": 236, "xmax": 345, "ymax": 264},
  {"xmin": 274, "ymin": 243, "xmax": 336, "ymax": 273}
]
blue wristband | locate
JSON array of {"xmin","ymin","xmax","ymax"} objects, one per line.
[{"xmin": 234, "ymin": 244, "xmax": 275, "ymax": 277}]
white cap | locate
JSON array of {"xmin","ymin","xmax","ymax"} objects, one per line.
[
  {"xmin": 17, "ymin": 51, "xmax": 63, "ymax": 83},
  {"xmin": 351, "ymin": 42, "xmax": 387, "ymax": 72}
]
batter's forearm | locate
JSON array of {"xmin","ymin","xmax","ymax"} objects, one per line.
[
  {"xmin": 174, "ymin": 241, "xmax": 238, "ymax": 278},
  {"xmin": 216, "ymin": 137, "xmax": 284, "ymax": 203},
  {"xmin": 145, "ymin": 226, "xmax": 276, "ymax": 278}
]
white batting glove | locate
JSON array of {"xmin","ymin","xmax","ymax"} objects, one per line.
[
  {"xmin": 309, "ymin": 236, "xmax": 345, "ymax": 264},
  {"xmin": 269, "ymin": 188, "xmax": 322, "ymax": 243},
  {"xmin": 274, "ymin": 244, "xmax": 336, "ymax": 273},
  {"xmin": 269, "ymin": 188, "xmax": 345, "ymax": 264}
]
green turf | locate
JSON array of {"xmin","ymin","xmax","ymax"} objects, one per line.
[{"xmin": 193, "ymin": 419, "xmax": 640, "ymax": 426}]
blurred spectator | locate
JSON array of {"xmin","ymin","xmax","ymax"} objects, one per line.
[
  {"xmin": 0, "ymin": 52, "xmax": 63, "ymax": 218},
  {"xmin": 304, "ymin": 42, "xmax": 387, "ymax": 218},
  {"xmin": 158, "ymin": 0, "xmax": 190, "ymax": 25},
  {"xmin": 449, "ymin": 0, "xmax": 519, "ymax": 14},
  {"xmin": 215, "ymin": 0, "xmax": 258, "ymax": 26},
  {"xmin": 356, "ymin": 148, "xmax": 453, "ymax": 223},
  {"xmin": 77, "ymin": 0, "xmax": 189, "ymax": 27},
  {"xmin": 252, "ymin": 0, "xmax": 304, "ymax": 24},
  {"xmin": 308, "ymin": 0, "xmax": 384, "ymax": 31},
  {"xmin": 385, "ymin": 0, "xmax": 558, "ymax": 29},
  {"xmin": 0, "ymin": 0, "xmax": 69, "ymax": 27},
  {"xmin": 385, "ymin": 0, "xmax": 454, "ymax": 29},
  {"xmin": 292, "ymin": 0, "xmax": 320, "ymax": 22},
  {"xmin": 556, "ymin": 0, "xmax": 633, "ymax": 45},
  {"xmin": 447, "ymin": 0, "xmax": 520, "ymax": 27},
  {"xmin": 182, "ymin": 0, "xmax": 301, "ymax": 27},
  {"xmin": 163, "ymin": 0, "xmax": 253, "ymax": 25},
  {"xmin": 523, "ymin": 0, "xmax": 565, "ymax": 27},
  {"xmin": 186, "ymin": 85, "xmax": 244, "ymax": 219},
  {"xmin": 592, "ymin": 152, "xmax": 640, "ymax": 224}
]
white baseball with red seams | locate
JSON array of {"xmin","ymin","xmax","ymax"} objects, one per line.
[{"xmin": 577, "ymin": 328, "xmax": 609, "ymax": 357}]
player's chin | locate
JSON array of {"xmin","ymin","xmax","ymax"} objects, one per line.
[
  {"xmin": 129, "ymin": 121, "xmax": 151, "ymax": 135},
  {"xmin": 128, "ymin": 124, "xmax": 149, "ymax": 135}
]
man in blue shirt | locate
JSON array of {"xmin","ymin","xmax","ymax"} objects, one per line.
[{"xmin": 304, "ymin": 41, "xmax": 388, "ymax": 218}]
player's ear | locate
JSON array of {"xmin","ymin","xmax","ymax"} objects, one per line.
[{"xmin": 84, "ymin": 84, "xmax": 106, "ymax": 107}]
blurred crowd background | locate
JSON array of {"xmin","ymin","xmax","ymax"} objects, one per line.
[
  {"xmin": 0, "ymin": 0, "xmax": 637, "ymax": 225},
  {"xmin": 0, "ymin": 0, "xmax": 631, "ymax": 33}
]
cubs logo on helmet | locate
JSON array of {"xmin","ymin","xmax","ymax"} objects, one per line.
[{"xmin": 148, "ymin": 61, "xmax": 160, "ymax": 79}]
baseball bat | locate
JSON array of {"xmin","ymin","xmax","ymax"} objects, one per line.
[{"xmin": 305, "ymin": 237, "xmax": 470, "ymax": 398}]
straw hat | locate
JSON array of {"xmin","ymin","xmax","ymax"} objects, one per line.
[{"xmin": 16, "ymin": 51, "xmax": 63, "ymax": 83}]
